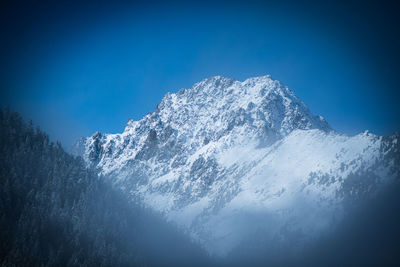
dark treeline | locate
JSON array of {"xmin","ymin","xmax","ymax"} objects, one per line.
[{"xmin": 0, "ymin": 108, "xmax": 210, "ymax": 266}]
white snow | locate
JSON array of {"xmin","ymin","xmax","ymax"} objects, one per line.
[{"xmin": 74, "ymin": 75, "xmax": 399, "ymax": 256}]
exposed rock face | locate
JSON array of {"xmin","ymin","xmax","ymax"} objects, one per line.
[{"xmin": 72, "ymin": 75, "xmax": 399, "ymax": 256}]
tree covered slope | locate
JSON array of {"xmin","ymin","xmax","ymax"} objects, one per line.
[{"xmin": 0, "ymin": 108, "xmax": 209, "ymax": 266}]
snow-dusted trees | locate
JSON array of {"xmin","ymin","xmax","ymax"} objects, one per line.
[{"xmin": 0, "ymin": 108, "xmax": 209, "ymax": 266}]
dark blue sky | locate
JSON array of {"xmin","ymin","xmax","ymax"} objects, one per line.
[{"xmin": 1, "ymin": 0, "xmax": 399, "ymax": 146}]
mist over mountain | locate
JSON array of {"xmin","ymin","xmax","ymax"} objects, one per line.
[
  {"xmin": 1, "ymin": 75, "xmax": 399, "ymax": 266},
  {"xmin": 73, "ymin": 75, "xmax": 400, "ymax": 262}
]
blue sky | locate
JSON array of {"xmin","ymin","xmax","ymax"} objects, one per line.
[{"xmin": 1, "ymin": 0, "xmax": 399, "ymax": 146}]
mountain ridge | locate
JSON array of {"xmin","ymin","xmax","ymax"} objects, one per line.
[{"xmin": 72, "ymin": 75, "xmax": 399, "ymax": 256}]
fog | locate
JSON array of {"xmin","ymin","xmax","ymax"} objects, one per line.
[
  {"xmin": 127, "ymin": 179, "xmax": 400, "ymax": 266},
  {"xmin": 214, "ymin": 182, "xmax": 400, "ymax": 266}
]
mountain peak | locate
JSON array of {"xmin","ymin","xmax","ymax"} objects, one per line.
[
  {"xmin": 73, "ymin": 75, "xmax": 399, "ymax": 257},
  {"xmin": 154, "ymin": 75, "xmax": 331, "ymax": 139}
]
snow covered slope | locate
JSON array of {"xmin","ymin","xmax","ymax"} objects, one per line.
[{"xmin": 73, "ymin": 75, "xmax": 399, "ymax": 256}]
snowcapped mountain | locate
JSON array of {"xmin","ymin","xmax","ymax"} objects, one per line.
[{"xmin": 73, "ymin": 75, "xmax": 399, "ymax": 256}]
